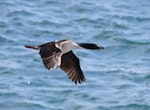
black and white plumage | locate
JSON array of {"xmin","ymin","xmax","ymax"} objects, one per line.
[{"xmin": 25, "ymin": 39, "xmax": 104, "ymax": 84}]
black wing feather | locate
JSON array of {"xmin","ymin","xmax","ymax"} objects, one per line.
[{"xmin": 60, "ymin": 51, "xmax": 86, "ymax": 84}]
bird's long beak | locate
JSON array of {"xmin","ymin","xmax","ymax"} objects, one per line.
[{"xmin": 78, "ymin": 43, "xmax": 104, "ymax": 50}]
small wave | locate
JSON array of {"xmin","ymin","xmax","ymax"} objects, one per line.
[
  {"xmin": 0, "ymin": 101, "xmax": 49, "ymax": 110},
  {"xmin": 85, "ymin": 66, "xmax": 147, "ymax": 74},
  {"xmin": 28, "ymin": 19, "xmax": 57, "ymax": 27},
  {"xmin": 0, "ymin": 91, "xmax": 19, "ymax": 97},
  {"xmin": 0, "ymin": 35, "xmax": 15, "ymax": 44},
  {"xmin": 6, "ymin": 9, "xmax": 35, "ymax": 18},
  {"xmin": 113, "ymin": 13, "xmax": 150, "ymax": 22},
  {"xmin": 114, "ymin": 37, "xmax": 150, "ymax": 45},
  {"xmin": 143, "ymin": 75, "xmax": 150, "ymax": 80},
  {"xmin": 111, "ymin": 104, "xmax": 150, "ymax": 110},
  {"xmin": 0, "ymin": 21, "xmax": 8, "ymax": 28}
]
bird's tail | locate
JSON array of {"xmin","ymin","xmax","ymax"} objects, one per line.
[
  {"xmin": 78, "ymin": 43, "xmax": 104, "ymax": 50},
  {"xmin": 24, "ymin": 45, "xmax": 40, "ymax": 50}
]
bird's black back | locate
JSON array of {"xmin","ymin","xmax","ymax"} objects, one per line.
[{"xmin": 39, "ymin": 42, "xmax": 61, "ymax": 58}]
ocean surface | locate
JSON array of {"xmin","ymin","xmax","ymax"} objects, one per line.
[{"xmin": 0, "ymin": 0, "xmax": 150, "ymax": 110}]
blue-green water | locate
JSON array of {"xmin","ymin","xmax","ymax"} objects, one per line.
[{"xmin": 0, "ymin": 0, "xmax": 150, "ymax": 110}]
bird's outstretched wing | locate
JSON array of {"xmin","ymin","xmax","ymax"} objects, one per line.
[
  {"xmin": 39, "ymin": 42, "xmax": 62, "ymax": 70},
  {"xmin": 60, "ymin": 51, "xmax": 86, "ymax": 84}
]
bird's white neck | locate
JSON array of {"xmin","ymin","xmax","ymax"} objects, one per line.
[{"xmin": 60, "ymin": 42, "xmax": 81, "ymax": 54}]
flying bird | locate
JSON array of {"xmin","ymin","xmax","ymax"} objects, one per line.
[{"xmin": 25, "ymin": 39, "xmax": 104, "ymax": 84}]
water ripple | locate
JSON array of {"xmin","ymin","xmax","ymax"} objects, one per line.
[{"xmin": 0, "ymin": 0, "xmax": 150, "ymax": 110}]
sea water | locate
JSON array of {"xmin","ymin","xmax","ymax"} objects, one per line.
[{"xmin": 0, "ymin": 0, "xmax": 150, "ymax": 110}]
